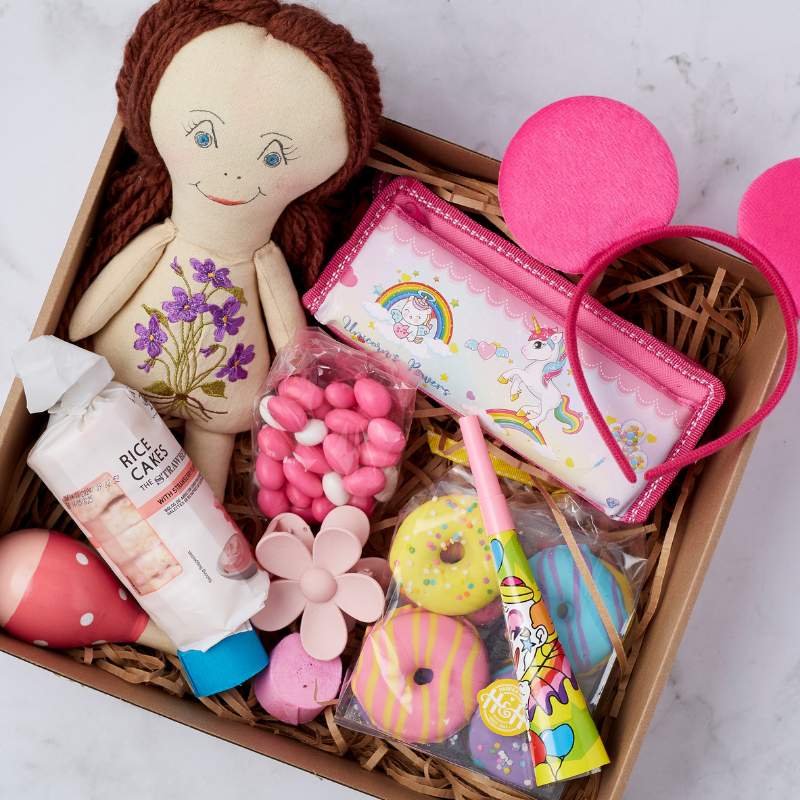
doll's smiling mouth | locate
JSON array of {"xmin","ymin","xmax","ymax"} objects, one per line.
[{"xmin": 191, "ymin": 182, "xmax": 262, "ymax": 206}]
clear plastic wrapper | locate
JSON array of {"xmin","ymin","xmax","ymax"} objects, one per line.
[
  {"xmin": 335, "ymin": 467, "xmax": 645, "ymax": 796},
  {"xmin": 251, "ymin": 328, "xmax": 417, "ymax": 523}
]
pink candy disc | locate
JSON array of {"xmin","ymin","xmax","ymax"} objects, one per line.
[
  {"xmin": 312, "ymin": 400, "xmax": 333, "ymax": 420},
  {"xmin": 325, "ymin": 408, "xmax": 368, "ymax": 435},
  {"xmin": 499, "ymin": 96, "xmax": 679, "ymax": 274},
  {"xmin": 353, "ymin": 377, "xmax": 392, "ymax": 418},
  {"xmin": 255, "ymin": 454, "xmax": 285, "ymax": 491},
  {"xmin": 349, "ymin": 495, "xmax": 375, "ymax": 515},
  {"xmin": 267, "ymin": 396, "xmax": 308, "ymax": 433},
  {"xmin": 253, "ymin": 633, "xmax": 342, "ymax": 725},
  {"xmin": 289, "ymin": 505, "xmax": 315, "ymax": 523},
  {"xmin": 283, "ymin": 458, "xmax": 324, "ymax": 499},
  {"xmin": 359, "ymin": 441, "xmax": 401, "ymax": 468},
  {"xmin": 286, "ymin": 484, "xmax": 311, "ymax": 509},
  {"xmin": 257, "ymin": 488, "xmax": 290, "ymax": 518},
  {"xmin": 278, "ymin": 376, "xmax": 324, "ymax": 410},
  {"xmin": 324, "ymin": 381, "xmax": 355, "ymax": 409},
  {"xmin": 258, "ymin": 427, "xmax": 293, "ymax": 461},
  {"xmin": 293, "ymin": 444, "xmax": 330, "ymax": 475},
  {"xmin": 311, "ymin": 496, "xmax": 336, "ymax": 523},
  {"xmin": 367, "ymin": 418, "xmax": 405, "ymax": 452},
  {"xmin": 323, "ymin": 433, "xmax": 359, "ymax": 475},
  {"xmin": 343, "ymin": 467, "xmax": 385, "ymax": 497}
]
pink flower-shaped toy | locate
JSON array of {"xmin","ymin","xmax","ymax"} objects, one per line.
[{"xmin": 251, "ymin": 507, "xmax": 385, "ymax": 660}]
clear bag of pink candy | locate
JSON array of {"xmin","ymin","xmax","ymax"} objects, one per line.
[{"xmin": 251, "ymin": 327, "xmax": 417, "ymax": 523}]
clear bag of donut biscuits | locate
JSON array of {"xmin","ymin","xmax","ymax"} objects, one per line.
[
  {"xmin": 251, "ymin": 327, "xmax": 417, "ymax": 523},
  {"xmin": 335, "ymin": 468, "xmax": 645, "ymax": 797}
]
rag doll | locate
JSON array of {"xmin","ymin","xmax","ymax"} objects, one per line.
[{"xmin": 69, "ymin": 0, "xmax": 382, "ymax": 498}]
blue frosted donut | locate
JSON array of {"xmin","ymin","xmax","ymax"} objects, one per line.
[{"xmin": 528, "ymin": 544, "xmax": 633, "ymax": 675}]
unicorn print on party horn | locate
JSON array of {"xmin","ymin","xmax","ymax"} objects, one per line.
[{"xmin": 458, "ymin": 415, "xmax": 609, "ymax": 786}]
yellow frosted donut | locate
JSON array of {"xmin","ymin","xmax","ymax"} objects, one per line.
[{"xmin": 389, "ymin": 495, "xmax": 498, "ymax": 615}]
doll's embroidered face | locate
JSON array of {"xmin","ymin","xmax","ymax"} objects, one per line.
[{"xmin": 150, "ymin": 23, "xmax": 349, "ymax": 237}]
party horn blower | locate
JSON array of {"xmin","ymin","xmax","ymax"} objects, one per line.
[
  {"xmin": 0, "ymin": 529, "xmax": 175, "ymax": 653},
  {"xmin": 459, "ymin": 416, "xmax": 608, "ymax": 786}
]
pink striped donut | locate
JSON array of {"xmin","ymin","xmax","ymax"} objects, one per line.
[{"xmin": 351, "ymin": 606, "xmax": 489, "ymax": 743}]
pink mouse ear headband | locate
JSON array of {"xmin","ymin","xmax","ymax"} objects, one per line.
[{"xmin": 499, "ymin": 96, "xmax": 799, "ymax": 484}]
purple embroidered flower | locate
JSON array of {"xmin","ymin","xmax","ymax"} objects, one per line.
[
  {"xmin": 133, "ymin": 315, "xmax": 168, "ymax": 358},
  {"xmin": 216, "ymin": 343, "xmax": 255, "ymax": 383},
  {"xmin": 170, "ymin": 257, "xmax": 182, "ymax": 275},
  {"xmin": 162, "ymin": 286, "xmax": 208, "ymax": 323},
  {"xmin": 191, "ymin": 257, "xmax": 232, "ymax": 288},
  {"xmin": 208, "ymin": 297, "xmax": 244, "ymax": 342},
  {"xmin": 137, "ymin": 360, "xmax": 155, "ymax": 373},
  {"xmin": 199, "ymin": 346, "xmax": 217, "ymax": 358}
]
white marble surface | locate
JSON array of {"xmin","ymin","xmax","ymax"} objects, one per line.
[{"xmin": 1, "ymin": 1, "xmax": 799, "ymax": 797}]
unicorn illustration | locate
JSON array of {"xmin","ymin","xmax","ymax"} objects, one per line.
[
  {"xmin": 498, "ymin": 314, "xmax": 584, "ymax": 438},
  {"xmin": 390, "ymin": 293, "xmax": 434, "ymax": 343}
]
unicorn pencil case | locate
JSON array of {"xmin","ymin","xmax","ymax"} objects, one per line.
[{"xmin": 303, "ymin": 177, "xmax": 725, "ymax": 523}]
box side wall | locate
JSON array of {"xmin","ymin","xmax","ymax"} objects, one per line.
[{"xmin": 0, "ymin": 116, "xmax": 787, "ymax": 800}]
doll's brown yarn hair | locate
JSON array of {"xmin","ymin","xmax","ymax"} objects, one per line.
[{"xmin": 80, "ymin": 0, "xmax": 381, "ymax": 295}]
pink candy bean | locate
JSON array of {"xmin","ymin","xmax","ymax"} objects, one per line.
[
  {"xmin": 267, "ymin": 396, "xmax": 307, "ymax": 433},
  {"xmin": 255, "ymin": 454, "xmax": 285, "ymax": 490},
  {"xmin": 324, "ymin": 381, "xmax": 355, "ymax": 409},
  {"xmin": 286, "ymin": 484, "xmax": 311, "ymax": 509},
  {"xmin": 257, "ymin": 427, "xmax": 293, "ymax": 460},
  {"xmin": 322, "ymin": 433, "xmax": 359, "ymax": 475},
  {"xmin": 367, "ymin": 418, "xmax": 406, "ymax": 452},
  {"xmin": 349, "ymin": 495, "xmax": 376, "ymax": 515},
  {"xmin": 278, "ymin": 376, "xmax": 324, "ymax": 410},
  {"xmin": 311, "ymin": 496, "xmax": 336, "ymax": 523},
  {"xmin": 290, "ymin": 505, "xmax": 315, "ymax": 523},
  {"xmin": 257, "ymin": 488, "xmax": 289, "ymax": 518},
  {"xmin": 325, "ymin": 408, "xmax": 368, "ymax": 435},
  {"xmin": 283, "ymin": 458, "xmax": 324, "ymax": 498},
  {"xmin": 312, "ymin": 400, "xmax": 333, "ymax": 420},
  {"xmin": 354, "ymin": 377, "xmax": 392, "ymax": 418},
  {"xmin": 293, "ymin": 444, "xmax": 330, "ymax": 475},
  {"xmin": 359, "ymin": 441, "xmax": 401, "ymax": 468},
  {"xmin": 343, "ymin": 467, "xmax": 386, "ymax": 497}
]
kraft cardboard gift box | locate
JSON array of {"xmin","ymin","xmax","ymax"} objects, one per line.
[{"xmin": 0, "ymin": 117, "xmax": 786, "ymax": 800}]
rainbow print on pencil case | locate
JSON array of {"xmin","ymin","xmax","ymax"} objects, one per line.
[
  {"xmin": 377, "ymin": 281, "xmax": 454, "ymax": 343},
  {"xmin": 486, "ymin": 408, "xmax": 547, "ymax": 446}
]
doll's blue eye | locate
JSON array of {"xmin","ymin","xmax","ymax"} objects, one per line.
[
  {"xmin": 194, "ymin": 131, "xmax": 212, "ymax": 148},
  {"xmin": 264, "ymin": 151, "xmax": 282, "ymax": 167}
]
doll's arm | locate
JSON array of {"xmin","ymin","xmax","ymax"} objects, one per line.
[
  {"xmin": 254, "ymin": 241, "xmax": 307, "ymax": 352},
  {"xmin": 68, "ymin": 220, "xmax": 177, "ymax": 341}
]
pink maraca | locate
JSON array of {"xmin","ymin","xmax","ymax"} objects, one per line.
[{"xmin": 0, "ymin": 529, "xmax": 174, "ymax": 652}]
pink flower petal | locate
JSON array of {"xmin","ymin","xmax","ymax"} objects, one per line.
[
  {"xmin": 334, "ymin": 572, "xmax": 385, "ymax": 623},
  {"xmin": 250, "ymin": 580, "xmax": 306, "ymax": 631},
  {"xmin": 255, "ymin": 532, "xmax": 312, "ymax": 579},
  {"xmin": 312, "ymin": 527, "xmax": 362, "ymax": 576},
  {"xmin": 300, "ymin": 601, "xmax": 348, "ymax": 661},
  {"xmin": 320, "ymin": 505, "xmax": 370, "ymax": 546}
]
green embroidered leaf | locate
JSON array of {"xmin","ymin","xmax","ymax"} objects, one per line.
[
  {"xmin": 227, "ymin": 286, "xmax": 247, "ymax": 305},
  {"xmin": 142, "ymin": 304, "xmax": 168, "ymax": 325},
  {"xmin": 142, "ymin": 381, "xmax": 174, "ymax": 397},
  {"xmin": 200, "ymin": 380, "xmax": 227, "ymax": 398}
]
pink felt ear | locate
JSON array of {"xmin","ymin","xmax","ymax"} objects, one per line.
[
  {"xmin": 499, "ymin": 96, "xmax": 679, "ymax": 273},
  {"xmin": 738, "ymin": 159, "xmax": 800, "ymax": 316}
]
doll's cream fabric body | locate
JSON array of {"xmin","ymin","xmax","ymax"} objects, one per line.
[{"xmin": 70, "ymin": 24, "xmax": 349, "ymax": 498}]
